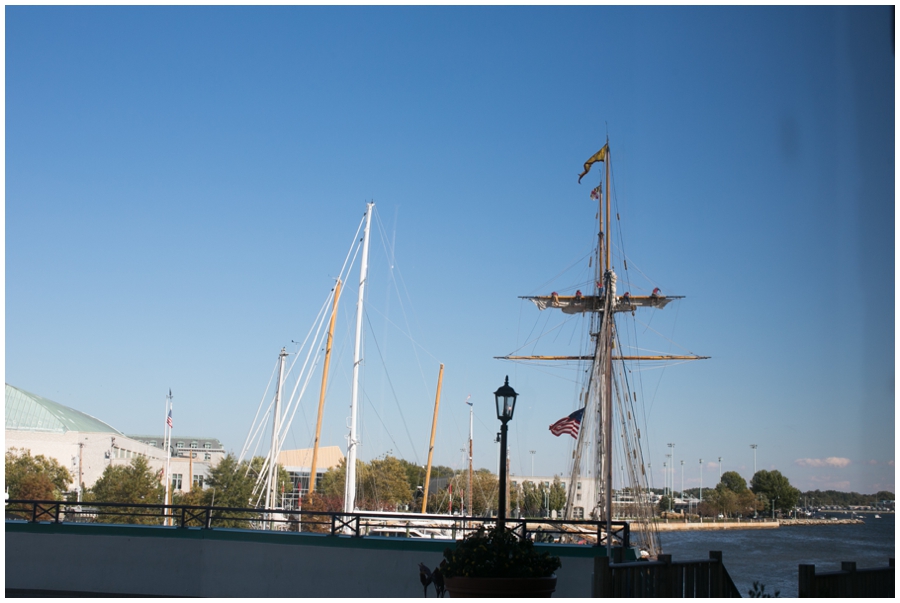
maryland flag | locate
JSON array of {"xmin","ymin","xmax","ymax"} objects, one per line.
[{"xmin": 578, "ymin": 143, "xmax": 608, "ymax": 183}]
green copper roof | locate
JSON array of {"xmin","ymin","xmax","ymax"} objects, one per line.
[{"xmin": 5, "ymin": 384, "xmax": 122, "ymax": 434}]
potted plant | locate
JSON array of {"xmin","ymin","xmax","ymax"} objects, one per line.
[{"xmin": 440, "ymin": 524, "xmax": 561, "ymax": 597}]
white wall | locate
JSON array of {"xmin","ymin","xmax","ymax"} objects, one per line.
[
  {"xmin": 6, "ymin": 525, "xmax": 596, "ymax": 597},
  {"xmin": 5, "ymin": 431, "xmax": 218, "ymax": 495}
]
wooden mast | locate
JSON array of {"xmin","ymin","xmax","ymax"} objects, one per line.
[
  {"xmin": 603, "ymin": 142, "xmax": 614, "ymax": 557},
  {"xmin": 309, "ymin": 279, "xmax": 341, "ymax": 496},
  {"xmin": 421, "ymin": 363, "xmax": 445, "ymax": 514}
]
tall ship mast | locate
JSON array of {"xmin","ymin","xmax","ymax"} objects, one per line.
[{"xmin": 498, "ymin": 141, "xmax": 707, "ymax": 558}]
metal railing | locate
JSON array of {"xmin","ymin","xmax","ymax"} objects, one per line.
[
  {"xmin": 592, "ymin": 551, "xmax": 742, "ymax": 597},
  {"xmin": 798, "ymin": 559, "xmax": 894, "ymax": 598},
  {"xmin": 6, "ymin": 499, "xmax": 629, "ymax": 546}
]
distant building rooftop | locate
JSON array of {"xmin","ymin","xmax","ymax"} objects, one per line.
[
  {"xmin": 279, "ymin": 446, "xmax": 344, "ymax": 472},
  {"xmin": 5, "ymin": 384, "xmax": 122, "ymax": 434},
  {"xmin": 127, "ymin": 435, "xmax": 225, "ymax": 452}
]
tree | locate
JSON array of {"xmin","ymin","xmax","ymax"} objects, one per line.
[
  {"xmin": 548, "ymin": 476, "xmax": 566, "ymax": 514},
  {"xmin": 5, "ymin": 448, "xmax": 72, "ymax": 501},
  {"xmin": 520, "ymin": 481, "xmax": 542, "ymax": 517},
  {"xmin": 246, "ymin": 455, "xmax": 293, "ymax": 507},
  {"xmin": 88, "ymin": 457, "xmax": 165, "ymax": 524},
  {"xmin": 429, "ymin": 469, "xmax": 498, "ymax": 516},
  {"xmin": 750, "ymin": 470, "xmax": 800, "ymax": 513},
  {"xmin": 319, "ymin": 457, "xmax": 351, "ymax": 501},
  {"xmin": 358, "ymin": 455, "xmax": 413, "ymax": 511},
  {"xmin": 658, "ymin": 494, "xmax": 673, "ymax": 514},
  {"xmin": 720, "ymin": 471, "xmax": 749, "ymax": 494}
]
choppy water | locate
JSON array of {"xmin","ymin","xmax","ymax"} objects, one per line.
[{"xmin": 658, "ymin": 513, "xmax": 895, "ymax": 597}]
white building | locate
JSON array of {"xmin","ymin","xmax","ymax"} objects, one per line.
[{"xmin": 5, "ymin": 383, "xmax": 222, "ymax": 498}]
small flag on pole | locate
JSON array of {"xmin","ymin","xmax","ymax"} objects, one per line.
[
  {"xmin": 166, "ymin": 409, "xmax": 173, "ymax": 429},
  {"xmin": 549, "ymin": 407, "xmax": 584, "ymax": 438},
  {"xmin": 578, "ymin": 143, "xmax": 609, "ymax": 183}
]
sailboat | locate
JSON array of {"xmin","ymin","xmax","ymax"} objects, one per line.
[
  {"xmin": 239, "ymin": 203, "xmax": 375, "ymax": 517},
  {"xmin": 499, "ymin": 141, "xmax": 707, "ymax": 558}
]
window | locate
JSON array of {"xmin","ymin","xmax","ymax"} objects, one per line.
[
  {"xmin": 544, "ymin": 482, "xmax": 550, "ymax": 487},
  {"xmin": 193, "ymin": 475, "xmax": 204, "ymax": 489},
  {"xmin": 172, "ymin": 474, "xmax": 183, "ymax": 490},
  {"xmin": 190, "ymin": 442, "xmax": 198, "ymax": 449},
  {"xmin": 577, "ymin": 494, "xmax": 582, "ymax": 501},
  {"xmin": 150, "ymin": 441, "xmax": 157, "ymax": 447},
  {"xmin": 176, "ymin": 442, "xmax": 184, "ymax": 449},
  {"xmin": 204, "ymin": 453, "xmax": 211, "ymax": 460},
  {"xmin": 573, "ymin": 507, "xmax": 585, "ymax": 519},
  {"xmin": 204, "ymin": 442, "xmax": 211, "ymax": 449},
  {"xmin": 577, "ymin": 482, "xmax": 582, "ymax": 490},
  {"xmin": 511, "ymin": 481, "xmax": 517, "ymax": 488}
]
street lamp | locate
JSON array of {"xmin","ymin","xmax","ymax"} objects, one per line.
[
  {"xmin": 530, "ymin": 450, "xmax": 536, "ymax": 477},
  {"xmin": 750, "ymin": 444, "xmax": 757, "ymax": 476},
  {"xmin": 494, "ymin": 376, "xmax": 518, "ymax": 528},
  {"xmin": 718, "ymin": 456, "xmax": 722, "ymax": 482}
]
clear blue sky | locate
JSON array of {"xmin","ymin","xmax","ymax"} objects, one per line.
[{"xmin": 6, "ymin": 6, "xmax": 894, "ymax": 495}]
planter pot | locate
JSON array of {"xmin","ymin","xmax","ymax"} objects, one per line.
[{"xmin": 443, "ymin": 575, "xmax": 557, "ymax": 598}]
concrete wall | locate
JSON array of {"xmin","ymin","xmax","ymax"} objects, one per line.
[{"xmin": 6, "ymin": 522, "xmax": 598, "ymax": 597}]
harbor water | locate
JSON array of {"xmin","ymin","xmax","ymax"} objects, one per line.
[{"xmin": 658, "ymin": 513, "xmax": 895, "ymax": 597}]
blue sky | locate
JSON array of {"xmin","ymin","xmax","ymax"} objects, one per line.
[{"xmin": 5, "ymin": 6, "xmax": 894, "ymax": 495}]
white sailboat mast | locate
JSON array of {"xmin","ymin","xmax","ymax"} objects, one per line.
[
  {"xmin": 163, "ymin": 389, "xmax": 172, "ymax": 526},
  {"xmin": 266, "ymin": 347, "xmax": 288, "ymax": 511},
  {"xmin": 467, "ymin": 396, "xmax": 474, "ymax": 517},
  {"xmin": 344, "ymin": 201, "xmax": 374, "ymax": 513}
]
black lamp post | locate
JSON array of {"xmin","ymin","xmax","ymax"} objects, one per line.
[{"xmin": 494, "ymin": 376, "xmax": 518, "ymax": 529}]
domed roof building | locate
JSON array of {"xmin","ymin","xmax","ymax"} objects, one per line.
[
  {"xmin": 6, "ymin": 384, "xmax": 122, "ymax": 435},
  {"xmin": 5, "ymin": 384, "xmax": 220, "ymax": 499}
]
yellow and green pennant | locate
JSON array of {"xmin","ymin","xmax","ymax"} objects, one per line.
[{"xmin": 578, "ymin": 143, "xmax": 608, "ymax": 183}]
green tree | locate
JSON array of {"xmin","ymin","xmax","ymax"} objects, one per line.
[
  {"xmin": 658, "ymin": 494, "xmax": 673, "ymax": 514},
  {"xmin": 198, "ymin": 453, "xmax": 291, "ymax": 528},
  {"xmin": 750, "ymin": 470, "xmax": 799, "ymax": 513},
  {"xmin": 358, "ymin": 455, "xmax": 413, "ymax": 511},
  {"xmin": 548, "ymin": 476, "xmax": 567, "ymax": 514},
  {"xmin": 5, "ymin": 448, "xmax": 72, "ymax": 501},
  {"xmin": 88, "ymin": 457, "xmax": 165, "ymax": 524},
  {"xmin": 319, "ymin": 457, "xmax": 353, "ymax": 500},
  {"xmin": 520, "ymin": 481, "xmax": 542, "ymax": 517},
  {"xmin": 720, "ymin": 471, "xmax": 749, "ymax": 494}
]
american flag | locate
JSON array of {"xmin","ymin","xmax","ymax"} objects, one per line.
[
  {"xmin": 549, "ymin": 407, "xmax": 584, "ymax": 439},
  {"xmin": 166, "ymin": 409, "xmax": 173, "ymax": 429}
]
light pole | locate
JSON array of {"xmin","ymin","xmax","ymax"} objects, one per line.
[
  {"xmin": 750, "ymin": 444, "xmax": 757, "ymax": 476},
  {"xmin": 530, "ymin": 450, "xmax": 536, "ymax": 477},
  {"xmin": 663, "ymin": 461, "xmax": 668, "ymax": 503},
  {"xmin": 494, "ymin": 376, "xmax": 518, "ymax": 529},
  {"xmin": 699, "ymin": 459, "xmax": 703, "ymax": 522},
  {"xmin": 680, "ymin": 459, "xmax": 684, "ymax": 505},
  {"xmin": 667, "ymin": 443, "xmax": 675, "ymax": 505},
  {"xmin": 718, "ymin": 456, "xmax": 722, "ymax": 482}
]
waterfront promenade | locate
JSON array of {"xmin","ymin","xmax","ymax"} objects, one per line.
[{"xmin": 654, "ymin": 518, "xmax": 864, "ymax": 531}]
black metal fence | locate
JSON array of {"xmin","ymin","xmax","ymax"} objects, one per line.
[
  {"xmin": 798, "ymin": 559, "xmax": 894, "ymax": 598},
  {"xmin": 5, "ymin": 499, "xmax": 629, "ymax": 546},
  {"xmin": 592, "ymin": 551, "xmax": 742, "ymax": 597}
]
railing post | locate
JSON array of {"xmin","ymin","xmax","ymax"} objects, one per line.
[
  {"xmin": 709, "ymin": 551, "xmax": 723, "ymax": 597},
  {"xmin": 658, "ymin": 554, "xmax": 673, "ymax": 597},
  {"xmin": 798, "ymin": 564, "xmax": 816, "ymax": 597},
  {"xmin": 840, "ymin": 562, "xmax": 856, "ymax": 598},
  {"xmin": 593, "ymin": 555, "xmax": 612, "ymax": 598}
]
